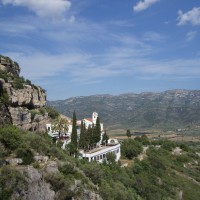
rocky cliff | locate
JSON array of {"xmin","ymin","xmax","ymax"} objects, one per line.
[
  {"xmin": 0, "ymin": 55, "xmax": 49, "ymax": 132},
  {"xmin": 10, "ymin": 163, "xmax": 102, "ymax": 200}
]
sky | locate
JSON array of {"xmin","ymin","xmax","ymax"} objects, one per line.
[{"xmin": 0, "ymin": 0, "xmax": 200, "ymax": 100}]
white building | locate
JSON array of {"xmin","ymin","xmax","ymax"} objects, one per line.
[
  {"xmin": 77, "ymin": 112, "xmax": 103, "ymax": 131},
  {"xmin": 46, "ymin": 112, "xmax": 121, "ymax": 162},
  {"xmin": 81, "ymin": 139, "xmax": 120, "ymax": 163}
]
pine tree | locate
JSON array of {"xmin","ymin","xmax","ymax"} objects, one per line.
[{"xmin": 71, "ymin": 111, "xmax": 77, "ymax": 150}]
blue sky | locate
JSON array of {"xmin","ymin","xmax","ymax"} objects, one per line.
[{"xmin": 0, "ymin": 0, "xmax": 200, "ymax": 100}]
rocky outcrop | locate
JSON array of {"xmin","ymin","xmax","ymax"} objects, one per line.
[
  {"xmin": 9, "ymin": 163, "xmax": 102, "ymax": 200},
  {"xmin": 12, "ymin": 166, "xmax": 55, "ymax": 200},
  {"xmin": 0, "ymin": 102, "xmax": 12, "ymax": 126},
  {"xmin": 5, "ymin": 158, "xmax": 23, "ymax": 166},
  {"xmin": 0, "ymin": 56, "xmax": 20, "ymax": 76},
  {"xmin": 4, "ymin": 82, "xmax": 46, "ymax": 108},
  {"xmin": 8, "ymin": 107, "xmax": 49, "ymax": 132},
  {"xmin": 0, "ymin": 55, "xmax": 49, "ymax": 132}
]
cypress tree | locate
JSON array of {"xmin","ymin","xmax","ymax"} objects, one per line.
[
  {"xmin": 83, "ymin": 123, "xmax": 88, "ymax": 150},
  {"xmin": 71, "ymin": 111, "xmax": 77, "ymax": 149},
  {"xmin": 79, "ymin": 120, "xmax": 85, "ymax": 149},
  {"xmin": 102, "ymin": 130, "xmax": 109, "ymax": 145},
  {"xmin": 87, "ymin": 125, "xmax": 93, "ymax": 150},
  {"xmin": 94, "ymin": 117, "xmax": 101, "ymax": 143}
]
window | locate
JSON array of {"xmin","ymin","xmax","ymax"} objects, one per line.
[
  {"xmin": 103, "ymin": 154, "xmax": 105, "ymax": 158},
  {"xmin": 100, "ymin": 155, "xmax": 102, "ymax": 159}
]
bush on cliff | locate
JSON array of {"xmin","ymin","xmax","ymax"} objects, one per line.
[{"xmin": 0, "ymin": 125, "xmax": 23, "ymax": 150}]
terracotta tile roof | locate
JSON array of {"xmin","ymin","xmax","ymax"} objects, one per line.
[{"xmin": 85, "ymin": 118, "xmax": 92, "ymax": 122}]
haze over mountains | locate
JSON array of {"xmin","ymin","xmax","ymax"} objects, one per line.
[{"xmin": 47, "ymin": 89, "xmax": 200, "ymax": 131}]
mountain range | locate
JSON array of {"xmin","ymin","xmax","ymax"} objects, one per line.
[{"xmin": 47, "ymin": 90, "xmax": 200, "ymax": 132}]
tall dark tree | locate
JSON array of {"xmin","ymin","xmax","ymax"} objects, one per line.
[
  {"xmin": 126, "ymin": 129, "xmax": 131, "ymax": 138},
  {"xmin": 87, "ymin": 125, "xmax": 93, "ymax": 150},
  {"xmin": 84, "ymin": 123, "xmax": 89, "ymax": 150},
  {"xmin": 102, "ymin": 130, "xmax": 109, "ymax": 145},
  {"xmin": 71, "ymin": 111, "xmax": 77, "ymax": 150},
  {"xmin": 79, "ymin": 120, "xmax": 85, "ymax": 149},
  {"xmin": 94, "ymin": 117, "xmax": 101, "ymax": 144}
]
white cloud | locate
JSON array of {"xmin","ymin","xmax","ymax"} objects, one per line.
[
  {"xmin": 1, "ymin": 0, "xmax": 71, "ymax": 18},
  {"xmin": 177, "ymin": 7, "xmax": 200, "ymax": 26},
  {"xmin": 186, "ymin": 31, "xmax": 196, "ymax": 41},
  {"xmin": 6, "ymin": 47, "xmax": 200, "ymax": 86},
  {"xmin": 143, "ymin": 31, "xmax": 165, "ymax": 42},
  {"xmin": 133, "ymin": 0, "xmax": 159, "ymax": 12}
]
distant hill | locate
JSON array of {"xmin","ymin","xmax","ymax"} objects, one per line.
[{"xmin": 47, "ymin": 90, "xmax": 200, "ymax": 131}]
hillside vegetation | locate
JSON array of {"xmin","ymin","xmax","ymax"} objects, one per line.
[
  {"xmin": 1, "ymin": 125, "xmax": 200, "ymax": 200},
  {"xmin": 47, "ymin": 90, "xmax": 200, "ymax": 131}
]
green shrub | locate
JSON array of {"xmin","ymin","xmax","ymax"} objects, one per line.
[
  {"xmin": 0, "ymin": 165, "xmax": 27, "ymax": 200},
  {"xmin": 81, "ymin": 163, "xmax": 105, "ymax": 185},
  {"xmin": 39, "ymin": 107, "xmax": 46, "ymax": 115},
  {"xmin": 23, "ymin": 133, "xmax": 50, "ymax": 155},
  {"xmin": 106, "ymin": 152, "xmax": 116, "ymax": 165},
  {"xmin": 12, "ymin": 76, "xmax": 25, "ymax": 89},
  {"xmin": 0, "ymin": 142, "xmax": 8, "ymax": 158},
  {"xmin": 46, "ymin": 107, "xmax": 59, "ymax": 119},
  {"xmin": 48, "ymin": 146, "xmax": 66, "ymax": 160},
  {"xmin": 0, "ymin": 125, "xmax": 23, "ymax": 150},
  {"xmin": 15, "ymin": 147, "xmax": 34, "ymax": 165},
  {"xmin": 0, "ymin": 88, "xmax": 9, "ymax": 105},
  {"xmin": 0, "ymin": 70, "xmax": 9, "ymax": 82},
  {"xmin": 32, "ymin": 161, "xmax": 40, "ymax": 169},
  {"xmin": 45, "ymin": 172, "xmax": 70, "ymax": 192},
  {"xmin": 59, "ymin": 163, "xmax": 75, "ymax": 175},
  {"xmin": 162, "ymin": 140, "xmax": 176, "ymax": 151},
  {"xmin": 180, "ymin": 143, "xmax": 189, "ymax": 152},
  {"xmin": 121, "ymin": 139, "xmax": 143, "ymax": 159},
  {"xmin": 26, "ymin": 79, "xmax": 32, "ymax": 85}
]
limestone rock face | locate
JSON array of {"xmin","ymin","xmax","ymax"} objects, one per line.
[
  {"xmin": 10, "ymin": 164, "xmax": 102, "ymax": 200},
  {"xmin": 12, "ymin": 166, "xmax": 55, "ymax": 200},
  {"xmin": 0, "ymin": 56, "xmax": 20, "ymax": 76},
  {"xmin": 0, "ymin": 102, "xmax": 12, "ymax": 126},
  {"xmin": 4, "ymin": 82, "xmax": 46, "ymax": 108},
  {"xmin": 8, "ymin": 107, "xmax": 49, "ymax": 132},
  {"xmin": 0, "ymin": 55, "xmax": 49, "ymax": 132}
]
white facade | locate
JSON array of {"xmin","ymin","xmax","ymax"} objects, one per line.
[
  {"xmin": 46, "ymin": 112, "xmax": 121, "ymax": 163},
  {"xmin": 80, "ymin": 112, "xmax": 103, "ymax": 131},
  {"xmin": 92, "ymin": 112, "xmax": 98, "ymax": 124},
  {"xmin": 81, "ymin": 144, "xmax": 121, "ymax": 163}
]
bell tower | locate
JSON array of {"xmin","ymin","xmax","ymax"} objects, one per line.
[{"xmin": 92, "ymin": 112, "xmax": 98, "ymax": 124}]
